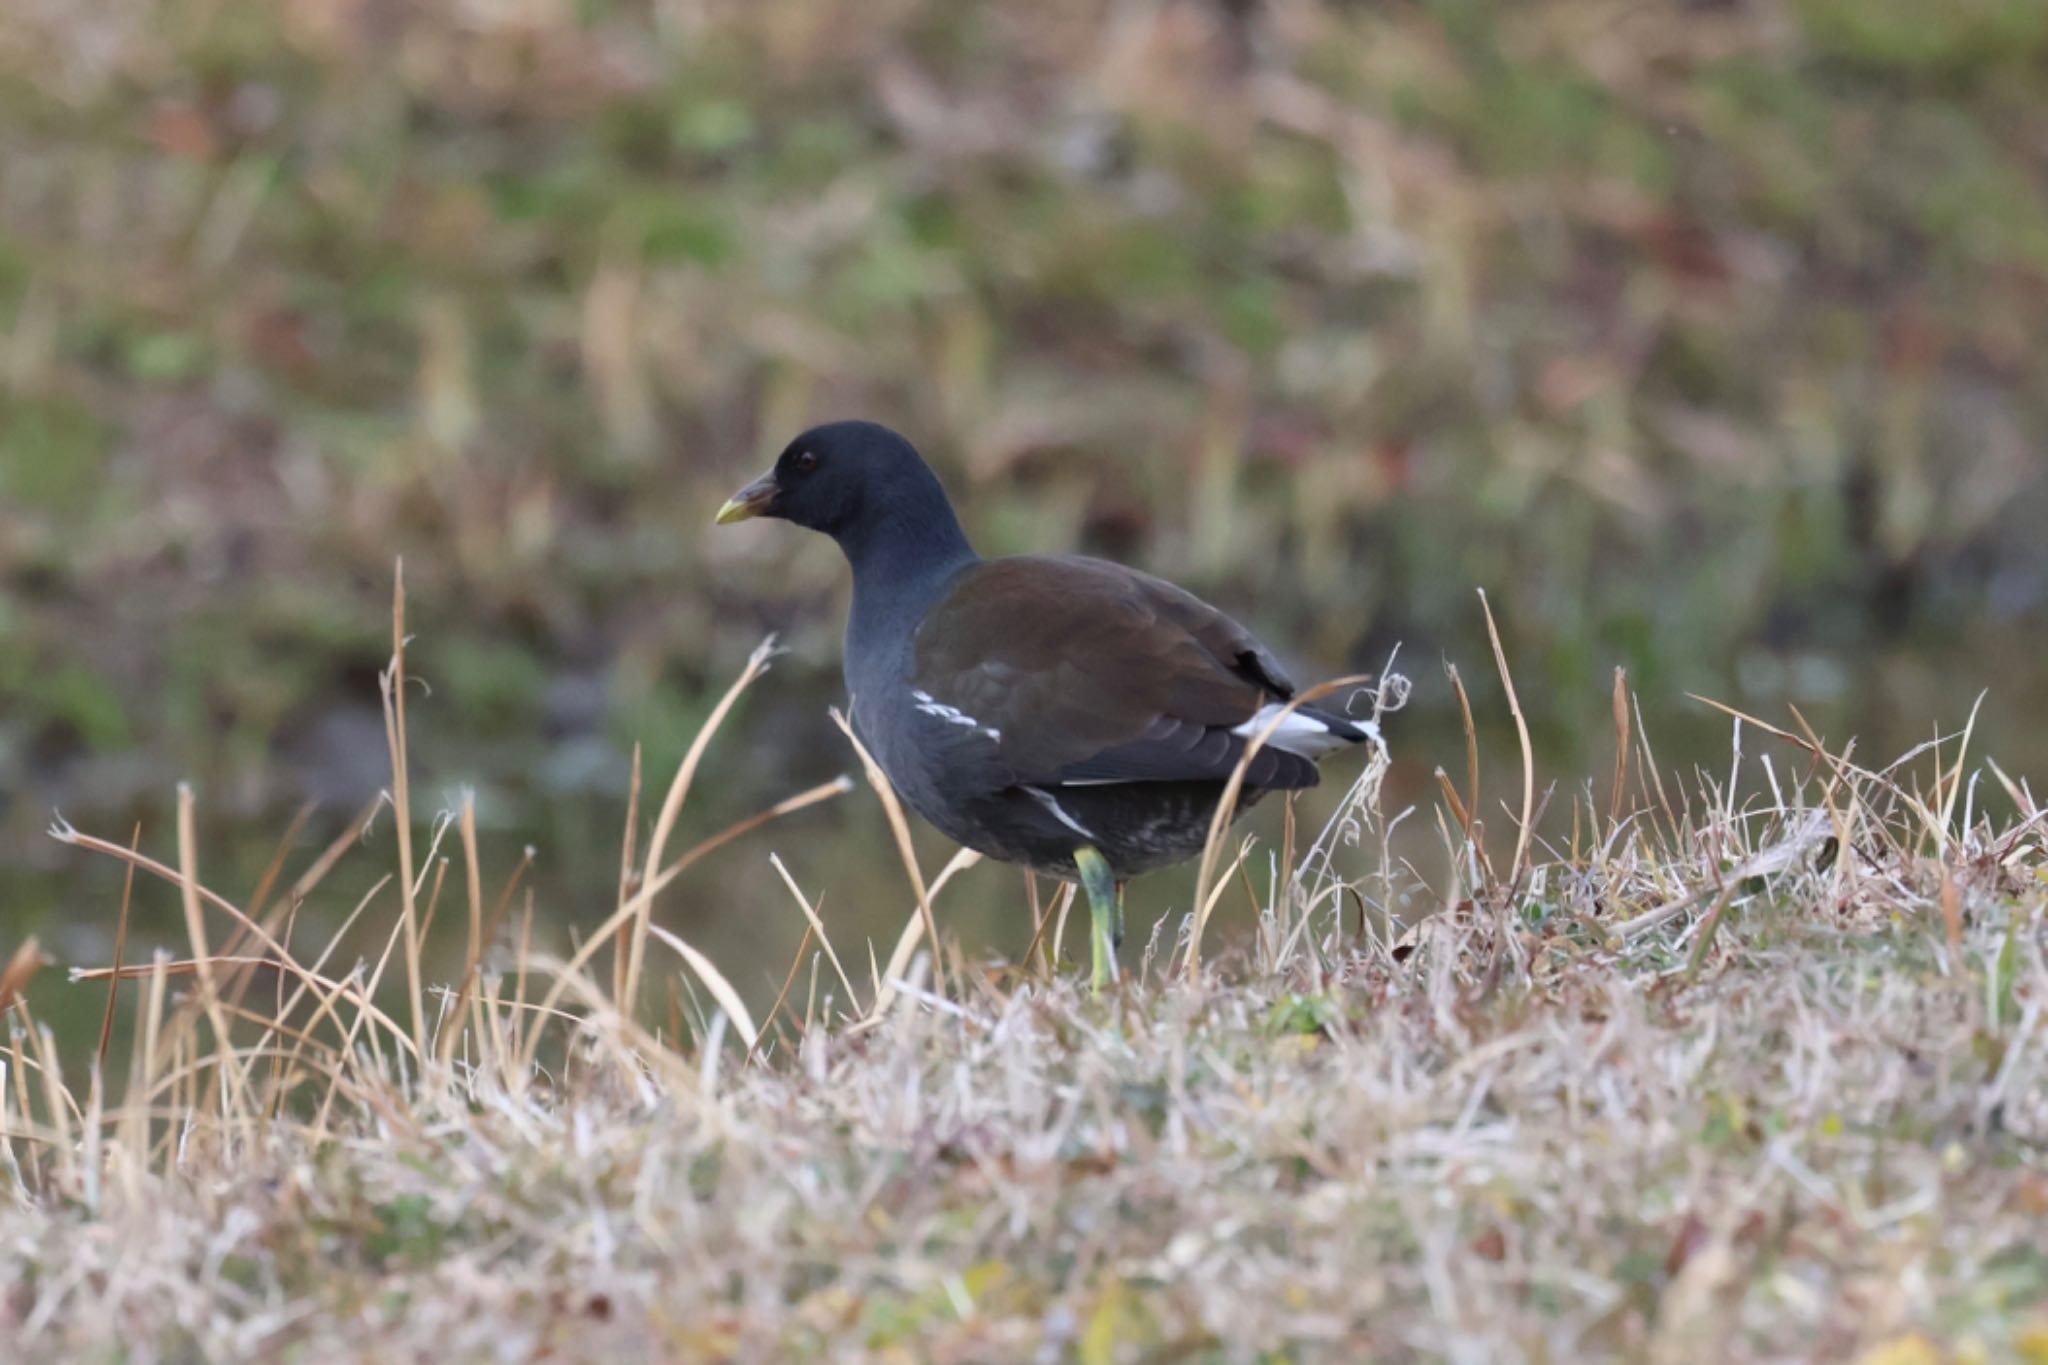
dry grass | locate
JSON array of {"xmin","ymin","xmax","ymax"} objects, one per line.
[{"xmin": 4, "ymin": 586, "xmax": 2047, "ymax": 1363}]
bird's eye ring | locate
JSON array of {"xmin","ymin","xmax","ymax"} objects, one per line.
[{"xmin": 794, "ymin": 450, "xmax": 819, "ymax": 474}]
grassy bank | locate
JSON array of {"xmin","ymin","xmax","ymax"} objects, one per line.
[
  {"xmin": 7, "ymin": 0, "xmax": 2048, "ymax": 939},
  {"xmin": 2, "ymin": 622, "xmax": 2044, "ymax": 1362}
]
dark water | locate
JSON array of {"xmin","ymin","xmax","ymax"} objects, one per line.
[{"xmin": 9, "ymin": 613, "xmax": 2043, "ymax": 1068}]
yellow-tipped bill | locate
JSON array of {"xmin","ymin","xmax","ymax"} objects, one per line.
[{"xmin": 715, "ymin": 473, "xmax": 778, "ymax": 524}]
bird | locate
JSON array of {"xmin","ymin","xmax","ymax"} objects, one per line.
[{"xmin": 716, "ymin": 420, "xmax": 1378, "ymax": 988}]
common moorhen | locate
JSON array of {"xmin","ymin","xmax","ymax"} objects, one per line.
[{"xmin": 717, "ymin": 421, "xmax": 1376, "ymax": 987}]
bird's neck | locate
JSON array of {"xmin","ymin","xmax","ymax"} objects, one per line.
[{"xmin": 839, "ymin": 496, "xmax": 977, "ymax": 674}]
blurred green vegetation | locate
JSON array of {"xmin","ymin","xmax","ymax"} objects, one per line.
[{"xmin": 2, "ymin": 0, "xmax": 2045, "ymax": 984}]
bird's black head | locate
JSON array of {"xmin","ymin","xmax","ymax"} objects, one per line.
[{"xmin": 715, "ymin": 420, "xmax": 955, "ymax": 545}]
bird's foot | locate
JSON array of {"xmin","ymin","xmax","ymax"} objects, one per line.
[{"xmin": 1074, "ymin": 847, "xmax": 1119, "ymax": 991}]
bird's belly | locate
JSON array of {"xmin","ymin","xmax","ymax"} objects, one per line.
[
  {"xmin": 1044, "ymin": 782, "xmax": 1269, "ymax": 879},
  {"xmin": 853, "ymin": 689, "xmax": 1269, "ymax": 883},
  {"xmin": 852, "ymin": 692, "xmax": 1000, "ymax": 841},
  {"xmin": 930, "ymin": 781, "xmax": 1269, "ymax": 882}
]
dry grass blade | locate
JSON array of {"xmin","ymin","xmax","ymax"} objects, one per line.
[
  {"xmin": 1608, "ymin": 667, "xmax": 1631, "ymax": 833},
  {"xmin": 1940, "ymin": 866, "xmax": 1963, "ymax": 955},
  {"xmin": 1440, "ymin": 662, "xmax": 1495, "ymax": 888},
  {"xmin": 175, "ymin": 784, "xmax": 247, "ymax": 1113},
  {"xmin": 642, "ymin": 924, "xmax": 759, "ymax": 1053},
  {"xmin": 1772, "ymin": 700, "xmax": 1949, "ymax": 855},
  {"xmin": 378, "ymin": 560, "xmax": 427, "ymax": 1056},
  {"xmin": 1184, "ymin": 672, "xmax": 1380, "ymax": 981},
  {"xmin": 1433, "ymin": 770, "xmax": 1473, "ymax": 839},
  {"xmin": 28, "ymin": 1023, "xmax": 74, "ymax": 1185},
  {"xmin": 1686, "ymin": 693, "xmax": 1819, "ymax": 758},
  {"xmin": 831, "ymin": 707, "xmax": 948, "ymax": 1002},
  {"xmin": 242, "ymin": 802, "xmax": 314, "ymax": 928},
  {"xmin": 74, "ymin": 956, "xmax": 321, "ymax": 982},
  {"xmin": 1477, "ymin": 590, "xmax": 1533, "ymax": 887},
  {"xmin": 1195, "ymin": 837, "xmax": 1258, "ymax": 971},
  {"xmin": 1632, "ymin": 690, "xmax": 1680, "ymax": 845},
  {"xmin": 434, "ymin": 794, "xmax": 488, "ymax": 1068},
  {"xmin": 0, "ymin": 938, "xmax": 47, "ymax": 1018},
  {"xmin": 1024, "ymin": 871, "xmax": 1045, "ymax": 970},
  {"xmin": 1020, "ymin": 882, "xmax": 1075, "ymax": 980},
  {"xmin": 70, "ymin": 869, "xmax": 420, "ymax": 1072},
  {"xmin": 1447, "ymin": 663, "xmax": 1482, "ymax": 849},
  {"xmin": 652, "ymin": 776, "xmax": 853, "ymax": 894},
  {"xmin": 215, "ymin": 803, "xmax": 338, "ymax": 1026},
  {"xmin": 120, "ymin": 953, "xmax": 168, "ymax": 1166},
  {"xmin": 96, "ymin": 825, "xmax": 140, "ymax": 1066},
  {"xmin": 626, "ymin": 636, "xmax": 781, "ymax": 1017},
  {"xmin": 514, "ymin": 775, "xmax": 846, "ymax": 1070},
  {"xmin": 613, "ymin": 742, "xmax": 643, "ymax": 1006},
  {"xmin": 751, "ymin": 921, "xmax": 817, "ymax": 1063},
  {"xmin": 1985, "ymin": 757, "xmax": 2037, "ymax": 822},
  {"xmin": 1610, "ymin": 884, "xmax": 1716, "ymax": 941},
  {"xmin": 1682, "ymin": 881, "xmax": 1741, "ymax": 979},
  {"xmin": 768, "ymin": 854, "xmax": 857, "ymax": 1007},
  {"xmin": 459, "ymin": 794, "xmax": 484, "ymax": 1003},
  {"xmin": 50, "ymin": 825, "xmax": 339, "ymax": 1006},
  {"xmin": 861, "ymin": 846, "xmax": 982, "ymax": 1027},
  {"xmin": 1936, "ymin": 690, "xmax": 1987, "ymax": 850},
  {"xmin": 285, "ymin": 796, "xmax": 384, "ymax": 907},
  {"xmin": 415, "ymin": 856, "xmax": 452, "ymax": 960}
]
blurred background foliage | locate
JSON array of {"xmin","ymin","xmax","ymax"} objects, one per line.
[{"xmin": 2, "ymin": 0, "xmax": 2045, "ymax": 991}]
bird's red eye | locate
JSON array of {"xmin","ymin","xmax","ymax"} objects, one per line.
[{"xmin": 794, "ymin": 451, "xmax": 819, "ymax": 474}]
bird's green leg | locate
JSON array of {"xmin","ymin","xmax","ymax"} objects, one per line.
[
  {"xmin": 1074, "ymin": 847, "xmax": 1119, "ymax": 990},
  {"xmin": 1114, "ymin": 880, "xmax": 1127, "ymax": 949}
]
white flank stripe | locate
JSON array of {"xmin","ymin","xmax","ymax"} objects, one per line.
[
  {"xmin": 911, "ymin": 689, "xmax": 1001, "ymax": 742},
  {"xmin": 1025, "ymin": 786, "xmax": 1097, "ymax": 841}
]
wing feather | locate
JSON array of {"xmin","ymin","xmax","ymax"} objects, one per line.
[{"xmin": 911, "ymin": 556, "xmax": 1322, "ymax": 790}]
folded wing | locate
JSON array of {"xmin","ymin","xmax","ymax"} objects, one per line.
[{"xmin": 911, "ymin": 556, "xmax": 1361, "ymax": 791}]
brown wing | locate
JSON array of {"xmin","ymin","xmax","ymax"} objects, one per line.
[{"xmin": 909, "ymin": 556, "xmax": 1318, "ymax": 789}]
